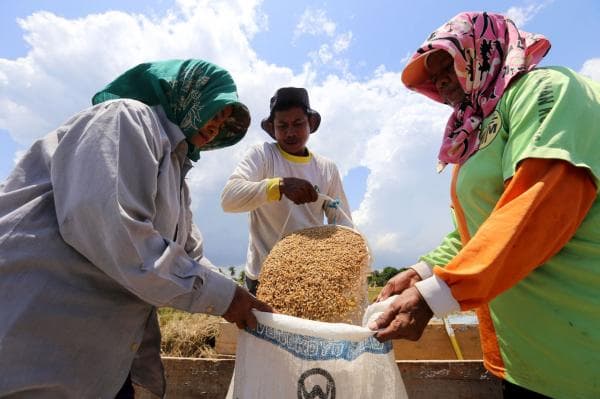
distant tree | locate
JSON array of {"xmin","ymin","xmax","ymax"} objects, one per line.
[
  {"xmin": 218, "ymin": 266, "xmax": 245, "ymax": 285},
  {"xmin": 368, "ymin": 270, "xmax": 381, "ymax": 287},
  {"xmin": 368, "ymin": 266, "xmax": 407, "ymax": 286},
  {"xmin": 379, "ymin": 266, "xmax": 402, "ymax": 283},
  {"xmin": 237, "ymin": 269, "xmax": 246, "ymax": 285}
]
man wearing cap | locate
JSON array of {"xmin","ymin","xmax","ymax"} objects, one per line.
[{"xmin": 221, "ymin": 87, "xmax": 352, "ymax": 294}]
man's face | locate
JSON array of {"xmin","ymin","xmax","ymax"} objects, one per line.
[
  {"xmin": 272, "ymin": 106, "xmax": 311, "ymax": 156},
  {"xmin": 189, "ymin": 105, "xmax": 233, "ymax": 148}
]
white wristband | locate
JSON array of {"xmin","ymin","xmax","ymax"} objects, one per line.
[
  {"xmin": 410, "ymin": 260, "xmax": 433, "ymax": 280},
  {"xmin": 415, "ymin": 274, "xmax": 461, "ymax": 318}
]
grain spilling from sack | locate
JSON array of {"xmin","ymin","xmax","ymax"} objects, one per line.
[{"xmin": 257, "ymin": 225, "xmax": 370, "ymax": 324}]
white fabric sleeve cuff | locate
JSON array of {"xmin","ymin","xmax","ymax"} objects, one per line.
[
  {"xmin": 410, "ymin": 261, "xmax": 433, "ymax": 280},
  {"xmin": 414, "ymin": 274, "xmax": 461, "ymax": 318}
]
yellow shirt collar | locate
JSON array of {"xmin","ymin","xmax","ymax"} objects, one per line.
[{"xmin": 276, "ymin": 143, "xmax": 312, "ymax": 163}]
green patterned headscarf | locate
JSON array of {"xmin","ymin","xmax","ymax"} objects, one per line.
[{"xmin": 92, "ymin": 59, "xmax": 250, "ymax": 161}]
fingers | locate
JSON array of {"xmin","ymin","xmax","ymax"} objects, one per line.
[
  {"xmin": 376, "ymin": 285, "xmax": 391, "ymax": 302},
  {"xmin": 374, "ymin": 316, "xmax": 405, "ymax": 342},
  {"xmin": 234, "ymin": 317, "xmax": 246, "ymax": 330},
  {"xmin": 247, "ymin": 297, "xmax": 276, "ymax": 328},
  {"xmin": 245, "ymin": 310, "xmax": 258, "ymax": 330},
  {"xmin": 290, "ymin": 187, "xmax": 317, "ymax": 204},
  {"xmin": 372, "ymin": 288, "xmax": 433, "ymax": 342},
  {"xmin": 253, "ymin": 299, "xmax": 274, "ymax": 313},
  {"xmin": 222, "ymin": 284, "xmax": 278, "ymax": 332},
  {"xmin": 308, "ymin": 185, "xmax": 318, "ymax": 202},
  {"xmin": 367, "ymin": 302, "xmax": 399, "ymax": 331},
  {"xmin": 371, "ymin": 307, "xmax": 415, "ymax": 342},
  {"xmin": 281, "ymin": 178, "xmax": 318, "ymax": 204},
  {"xmin": 376, "ymin": 269, "xmax": 421, "ymax": 302},
  {"xmin": 375, "ymin": 318, "xmax": 424, "ymax": 342},
  {"xmin": 377, "ymin": 279, "xmax": 400, "ymax": 301},
  {"xmin": 376, "ymin": 278, "xmax": 400, "ymax": 303}
]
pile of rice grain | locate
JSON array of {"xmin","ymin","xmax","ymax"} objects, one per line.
[{"xmin": 256, "ymin": 225, "xmax": 369, "ymax": 324}]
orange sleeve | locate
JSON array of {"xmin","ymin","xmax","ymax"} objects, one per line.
[{"xmin": 434, "ymin": 158, "xmax": 597, "ymax": 310}]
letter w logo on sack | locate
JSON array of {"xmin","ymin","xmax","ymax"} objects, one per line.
[{"xmin": 297, "ymin": 368, "xmax": 336, "ymax": 399}]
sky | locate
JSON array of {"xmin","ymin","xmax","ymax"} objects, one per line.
[{"xmin": 1, "ymin": 0, "xmax": 599, "ymax": 271}]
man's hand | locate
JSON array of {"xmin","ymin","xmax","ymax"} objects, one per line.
[
  {"xmin": 369, "ymin": 287, "xmax": 433, "ymax": 342},
  {"xmin": 222, "ymin": 286, "xmax": 274, "ymax": 330},
  {"xmin": 280, "ymin": 177, "xmax": 318, "ymax": 204},
  {"xmin": 376, "ymin": 268, "xmax": 422, "ymax": 302}
]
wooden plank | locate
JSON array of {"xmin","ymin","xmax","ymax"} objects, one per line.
[
  {"xmin": 214, "ymin": 322, "xmax": 239, "ymax": 355},
  {"xmin": 393, "ymin": 322, "xmax": 482, "ymax": 360},
  {"xmin": 135, "ymin": 358, "xmax": 234, "ymax": 399},
  {"xmin": 135, "ymin": 358, "xmax": 501, "ymax": 399},
  {"xmin": 398, "ymin": 360, "xmax": 501, "ymax": 398}
]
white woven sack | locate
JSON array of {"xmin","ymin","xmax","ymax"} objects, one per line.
[{"xmin": 227, "ymin": 297, "xmax": 406, "ymax": 399}]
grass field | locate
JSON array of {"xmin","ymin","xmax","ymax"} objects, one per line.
[
  {"xmin": 158, "ymin": 307, "xmax": 221, "ymax": 358},
  {"xmin": 368, "ymin": 286, "xmax": 382, "ymax": 302}
]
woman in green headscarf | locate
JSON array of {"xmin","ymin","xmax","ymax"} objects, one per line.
[
  {"xmin": 91, "ymin": 59, "xmax": 251, "ymax": 160},
  {"xmin": 0, "ymin": 59, "xmax": 272, "ymax": 398}
]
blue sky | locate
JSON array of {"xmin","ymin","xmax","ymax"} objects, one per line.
[{"xmin": 1, "ymin": 0, "xmax": 599, "ymax": 269}]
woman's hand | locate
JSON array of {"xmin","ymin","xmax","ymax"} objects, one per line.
[
  {"xmin": 280, "ymin": 177, "xmax": 318, "ymax": 204},
  {"xmin": 369, "ymin": 287, "xmax": 433, "ymax": 342},
  {"xmin": 376, "ymin": 268, "xmax": 422, "ymax": 302},
  {"xmin": 222, "ymin": 286, "xmax": 274, "ymax": 330}
]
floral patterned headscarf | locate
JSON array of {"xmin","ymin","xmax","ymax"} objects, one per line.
[
  {"xmin": 402, "ymin": 12, "xmax": 551, "ymax": 171},
  {"xmin": 92, "ymin": 59, "xmax": 250, "ymax": 161}
]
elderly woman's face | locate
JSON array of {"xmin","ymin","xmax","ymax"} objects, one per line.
[
  {"xmin": 190, "ymin": 105, "xmax": 233, "ymax": 148},
  {"xmin": 426, "ymin": 51, "xmax": 466, "ymax": 107}
]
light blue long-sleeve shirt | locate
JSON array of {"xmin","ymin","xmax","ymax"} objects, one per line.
[{"xmin": 0, "ymin": 99, "xmax": 236, "ymax": 398}]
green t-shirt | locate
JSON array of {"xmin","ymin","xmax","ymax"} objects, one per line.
[{"xmin": 423, "ymin": 67, "xmax": 600, "ymax": 398}]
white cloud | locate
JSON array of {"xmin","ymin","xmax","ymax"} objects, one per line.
[
  {"xmin": 333, "ymin": 31, "xmax": 352, "ymax": 53},
  {"xmin": 292, "ymin": 7, "xmax": 353, "ymax": 80},
  {"xmin": 1, "ymin": 0, "xmax": 267, "ymax": 145},
  {"xmin": 505, "ymin": 1, "xmax": 550, "ymax": 27},
  {"xmin": 308, "ymin": 44, "xmax": 332, "ymax": 64},
  {"xmin": 293, "ymin": 8, "xmax": 336, "ymax": 40},
  {"xmin": 580, "ymin": 58, "xmax": 600, "ymax": 82},
  {"xmin": 0, "ymin": 0, "xmax": 461, "ymax": 269}
]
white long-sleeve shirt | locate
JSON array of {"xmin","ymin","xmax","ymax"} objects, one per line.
[
  {"xmin": 0, "ymin": 99, "xmax": 236, "ymax": 398},
  {"xmin": 221, "ymin": 142, "xmax": 352, "ymax": 279}
]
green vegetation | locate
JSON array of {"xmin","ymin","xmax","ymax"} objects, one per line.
[{"xmin": 218, "ymin": 267, "xmax": 245, "ymax": 285}]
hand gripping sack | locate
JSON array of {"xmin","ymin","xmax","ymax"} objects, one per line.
[{"xmin": 227, "ymin": 298, "xmax": 407, "ymax": 399}]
